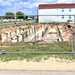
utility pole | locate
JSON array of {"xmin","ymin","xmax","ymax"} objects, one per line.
[{"xmin": 14, "ymin": 0, "xmax": 16, "ymax": 24}]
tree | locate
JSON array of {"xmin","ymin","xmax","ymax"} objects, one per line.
[
  {"xmin": 25, "ymin": 16, "xmax": 28, "ymax": 19},
  {"xmin": 5, "ymin": 12, "xmax": 14, "ymax": 19},
  {"xmin": 16, "ymin": 11, "xmax": 26, "ymax": 20}
]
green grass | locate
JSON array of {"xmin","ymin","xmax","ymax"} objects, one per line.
[
  {"xmin": 0, "ymin": 21, "xmax": 34, "ymax": 28},
  {"xmin": 0, "ymin": 41, "xmax": 74, "ymax": 61},
  {"xmin": 0, "ymin": 21, "xmax": 67, "ymax": 28},
  {"xmin": 0, "ymin": 53, "xmax": 75, "ymax": 62},
  {"xmin": 0, "ymin": 41, "xmax": 72, "ymax": 52}
]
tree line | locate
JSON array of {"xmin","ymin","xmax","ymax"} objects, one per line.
[{"xmin": 1, "ymin": 11, "xmax": 28, "ymax": 20}]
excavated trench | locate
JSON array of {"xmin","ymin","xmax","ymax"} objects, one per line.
[{"xmin": 0, "ymin": 23, "xmax": 74, "ymax": 44}]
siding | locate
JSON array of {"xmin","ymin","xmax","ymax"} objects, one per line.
[{"xmin": 38, "ymin": 7, "xmax": 75, "ymax": 22}]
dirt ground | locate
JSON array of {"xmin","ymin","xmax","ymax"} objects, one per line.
[{"xmin": 0, "ymin": 57, "xmax": 75, "ymax": 71}]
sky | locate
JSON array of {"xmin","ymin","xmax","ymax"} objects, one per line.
[{"xmin": 0, "ymin": 0, "xmax": 75, "ymax": 16}]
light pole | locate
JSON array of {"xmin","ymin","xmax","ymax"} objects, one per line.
[{"xmin": 14, "ymin": 0, "xmax": 16, "ymax": 24}]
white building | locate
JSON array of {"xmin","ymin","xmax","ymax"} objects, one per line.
[{"xmin": 38, "ymin": 3, "xmax": 75, "ymax": 23}]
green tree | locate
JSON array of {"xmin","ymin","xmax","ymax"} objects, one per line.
[
  {"xmin": 16, "ymin": 11, "xmax": 26, "ymax": 20},
  {"xmin": 5, "ymin": 12, "xmax": 14, "ymax": 19},
  {"xmin": 25, "ymin": 16, "xmax": 28, "ymax": 19}
]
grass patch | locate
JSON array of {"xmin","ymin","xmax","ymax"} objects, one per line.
[
  {"xmin": 0, "ymin": 42, "xmax": 72, "ymax": 52},
  {"xmin": 0, "ymin": 21, "xmax": 34, "ymax": 28},
  {"xmin": 0, "ymin": 41, "xmax": 74, "ymax": 61},
  {"xmin": 0, "ymin": 53, "xmax": 75, "ymax": 62}
]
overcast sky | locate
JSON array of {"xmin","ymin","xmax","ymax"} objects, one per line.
[{"xmin": 0, "ymin": 0, "xmax": 75, "ymax": 16}]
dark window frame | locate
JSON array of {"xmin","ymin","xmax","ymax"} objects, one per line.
[
  {"xmin": 62, "ymin": 8, "xmax": 64, "ymax": 12},
  {"xmin": 69, "ymin": 15, "xmax": 71, "ymax": 19},
  {"xmin": 69, "ymin": 8, "xmax": 71, "ymax": 12},
  {"xmin": 62, "ymin": 15, "xmax": 64, "ymax": 19}
]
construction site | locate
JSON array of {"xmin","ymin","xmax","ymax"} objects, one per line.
[{"xmin": 0, "ymin": 22, "xmax": 74, "ymax": 44}]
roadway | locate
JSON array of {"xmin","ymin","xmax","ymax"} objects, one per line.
[{"xmin": 0, "ymin": 70, "xmax": 75, "ymax": 75}]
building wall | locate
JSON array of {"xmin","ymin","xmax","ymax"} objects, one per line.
[{"xmin": 38, "ymin": 8, "xmax": 75, "ymax": 22}]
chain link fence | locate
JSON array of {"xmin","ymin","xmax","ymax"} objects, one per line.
[{"xmin": 0, "ymin": 15, "xmax": 75, "ymax": 54}]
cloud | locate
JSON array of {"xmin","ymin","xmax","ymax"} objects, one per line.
[
  {"xmin": 0, "ymin": 0, "xmax": 12, "ymax": 6},
  {"xmin": 0, "ymin": 0, "xmax": 75, "ymax": 16},
  {"xmin": 16, "ymin": 1, "xmax": 47, "ymax": 10},
  {"xmin": 17, "ymin": 2, "xmax": 37, "ymax": 9},
  {"xmin": 2, "ymin": 2, "xmax": 12, "ymax": 6},
  {"xmin": 4, "ymin": 0, "xmax": 20, "ymax": 2},
  {"xmin": 57, "ymin": 0, "xmax": 75, "ymax": 3},
  {"xmin": 20, "ymin": 9, "xmax": 33, "ymax": 15},
  {"xmin": 9, "ymin": 0, "xmax": 14, "ymax": 2},
  {"xmin": 33, "ymin": 0, "xmax": 75, "ymax": 4},
  {"xmin": 0, "ymin": 0, "xmax": 2, "ymax": 2},
  {"xmin": 32, "ymin": 0, "xmax": 53, "ymax": 2}
]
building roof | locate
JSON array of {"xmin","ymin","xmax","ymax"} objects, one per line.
[{"xmin": 38, "ymin": 3, "xmax": 75, "ymax": 9}]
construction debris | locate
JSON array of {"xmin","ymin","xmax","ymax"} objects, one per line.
[{"xmin": 0, "ymin": 23, "xmax": 74, "ymax": 43}]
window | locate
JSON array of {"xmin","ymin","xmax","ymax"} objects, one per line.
[
  {"xmin": 62, "ymin": 15, "xmax": 64, "ymax": 19},
  {"xmin": 62, "ymin": 8, "xmax": 64, "ymax": 12},
  {"xmin": 69, "ymin": 15, "xmax": 71, "ymax": 19},
  {"xmin": 69, "ymin": 8, "xmax": 71, "ymax": 12}
]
